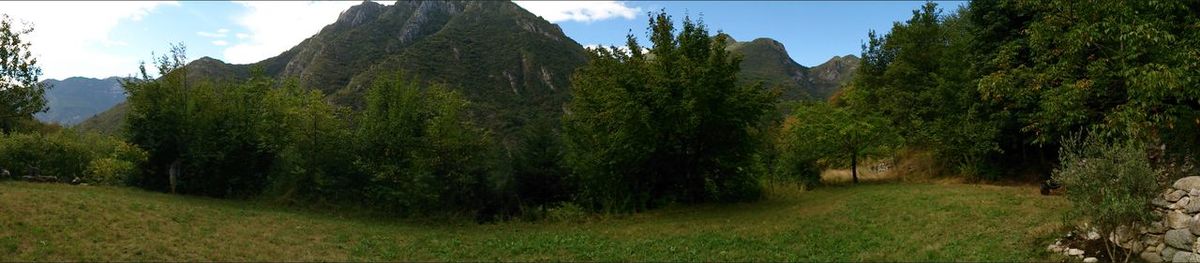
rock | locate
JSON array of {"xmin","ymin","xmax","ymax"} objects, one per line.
[
  {"xmin": 1164, "ymin": 246, "xmax": 1181, "ymax": 261},
  {"xmin": 1192, "ymin": 189, "xmax": 1200, "ymax": 198},
  {"xmin": 1191, "ymin": 215, "xmax": 1200, "ymax": 236},
  {"xmin": 1142, "ymin": 251, "xmax": 1164, "ymax": 263},
  {"xmin": 1158, "ymin": 197, "xmax": 1175, "ymax": 208},
  {"xmin": 1180, "ymin": 196, "xmax": 1193, "ymax": 209},
  {"xmin": 1167, "ymin": 229, "xmax": 1197, "ymax": 249},
  {"xmin": 1068, "ymin": 248, "xmax": 1085, "ymax": 256},
  {"xmin": 1086, "ymin": 230, "xmax": 1101, "ymax": 240},
  {"xmin": 1171, "ymin": 211, "xmax": 1193, "ymax": 229},
  {"xmin": 1187, "ymin": 201, "xmax": 1200, "ymax": 213},
  {"xmin": 1170, "ymin": 190, "xmax": 1189, "ymax": 202},
  {"xmin": 1149, "ymin": 234, "xmax": 1165, "ymax": 245},
  {"xmin": 1176, "ymin": 176, "xmax": 1200, "ymax": 191},
  {"xmin": 1047, "ymin": 244, "xmax": 1059, "ymax": 252},
  {"xmin": 1152, "ymin": 222, "xmax": 1169, "ymax": 234},
  {"xmin": 1082, "ymin": 257, "xmax": 1098, "ymax": 263},
  {"xmin": 1175, "ymin": 252, "xmax": 1200, "ymax": 263}
]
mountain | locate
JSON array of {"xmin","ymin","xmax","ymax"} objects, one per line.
[
  {"xmin": 78, "ymin": 1, "xmax": 860, "ymax": 137},
  {"xmin": 724, "ymin": 35, "xmax": 859, "ymax": 100},
  {"xmin": 80, "ymin": 0, "xmax": 588, "ymax": 140},
  {"xmin": 35, "ymin": 77, "xmax": 125, "ymax": 126}
]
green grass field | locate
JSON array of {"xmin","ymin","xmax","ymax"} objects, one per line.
[{"xmin": 0, "ymin": 181, "xmax": 1068, "ymax": 261}]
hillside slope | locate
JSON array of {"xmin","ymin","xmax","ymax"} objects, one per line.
[
  {"xmin": 0, "ymin": 181, "xmax": 1065, "ymax": 261},
  {"xmin": 35, "ymin": 77, "xmax": 125, "ymax": 126}
]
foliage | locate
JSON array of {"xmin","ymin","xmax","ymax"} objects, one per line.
[
  {"xmin": 1052, "ymin": 133, "xmax": 1159, "ymax": 261},
  {"xmin": 125, "ymin": 44, "xmax": 355, "ymax": 199},
  {"xmin": 0, "ymin": 130, "xmax": 145, "ymax": 185},
  {"xmin": 778, "ymin": 102, "xmax": 897, "ymax": 185},
  {"xmin": 355, "ymin": 73, "xmax": 499, "ymax": 216},
  {"xmin": 0, "ymin": 14, "xmax": 49, "ymax": 133},
  {"xmin": 259, "ymin": 80, "xmax": 359, "ymax": 203},
  {"xmin": 562, "ymin": 11, "xmax": 774, "ymax": 212},
  {"xmin": 843, "ymin": 3, "xmax": 1002, "ymax": 178},
  {"xmin": 510, "ymin": 118, "xmax": 572, "ymax": 208}
]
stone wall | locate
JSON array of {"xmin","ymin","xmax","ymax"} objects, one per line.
[
  {"xmin": 1136, "ymin": 177, "xmax": 1200, "ymax": 262},
  {"xmin": 1046, "ymin": 176, "xmax": 1200, "ymax": 263}
]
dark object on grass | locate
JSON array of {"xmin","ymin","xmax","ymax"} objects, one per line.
[
  {"xmin": 0, "ymin": 169, "xmax": 9, "ymax": 180},
  {"xmin": 1041, "ymin": 179, "xmax": 1062, "ymax": 195},
  {"xmin": 70, "ymin": 177, "xmax": 82, "ymax": 185},
  {"xmin": 21, "ymin": 175, "xmax": 58, "ymax": 183}
]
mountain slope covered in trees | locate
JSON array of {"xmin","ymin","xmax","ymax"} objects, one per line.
[{"xmin": 35, "ymin": 77, "xmax": 124, "ymax": 125}]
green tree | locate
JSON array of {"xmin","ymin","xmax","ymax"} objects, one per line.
[
  {"xmin": 782, "ymin": 103, "xmax": 897, "ymax": 184},
  {"xmin": 562, "ymin": 11, "xmax": 774, "ymax": 212},
  {"xmin": 0, "ymin": 14, "xmax": 49, "ymax": 133},
  {"xmin": 972, "ymin": 0, "xmax": 1200, "ymax": 165},
  {"xmin": 355, "ymin": 73, "xmax": 498, "ymax": 216},
  {"xmin": 843, "ymin": 3, "xmax": 1003, "ymax": 178}
]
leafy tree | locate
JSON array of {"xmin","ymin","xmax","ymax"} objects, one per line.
[
  {"xmin": 972, "ymin": 0, "xmax": 1200, "ymax": 168},
  {"xmin": 125, "ymin": 45, "xmax": 287, "ymax": 197},
  {"xmin": 260, "ymin": 79, "xmax": 360, "ymax": 203},
  {"xmin": 562, "ymin": 11, "xmax": 774, "ymax": 212},
  {"xmin": 355, "ymin": 73, "xmax": 499, "ymax": 216},
  {"xmin": 0, "ymin": 14, "xmax": 49, "ymax": 133},
  {"xmin": 781, "ymin": 103, "xmax": 897, "ymax": 184},
  {"xmin": 843, "ymin": 3, "xmax": 1005, "ymax": 178}
]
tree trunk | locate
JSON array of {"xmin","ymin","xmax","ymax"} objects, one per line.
[{"xmin": 851, "ymin": 153, "xmax": 858, "ymax": 184}]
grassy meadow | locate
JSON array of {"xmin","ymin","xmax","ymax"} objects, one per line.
[{"xmin": 0, "ymin": 181, "xmax": 1068, "ymax": 261}]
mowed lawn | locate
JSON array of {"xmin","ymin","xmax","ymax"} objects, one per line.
[{"xmin": 0, "ymin": 181, "xmax": 1068, "ymax": 261}]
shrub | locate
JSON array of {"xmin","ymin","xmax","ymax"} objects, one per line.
[
  {"xmin": 1053, "ymin": 133, "xmax": 1159, "ymax": 260},
  {"xmin": 0, "ymin": 131, "xmax": 145, "ymax": 185},
  {"xmin": 85, "ymin": 158, "xmax": 138, "ymax": 185}
]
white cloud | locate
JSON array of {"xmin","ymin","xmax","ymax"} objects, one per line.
[
  {"xmin": 211, "ymin": 40, "xmax": 228, "ymax": 46},
  {"xmin": 0, "ymin": 1, "xmax": 177, "ymax": 79},
  {"xmin": 222, "ymin": 1, "xmax": 366, "ymax": 64},
  {"xmin": 514, "ymin": 1, "xmax": 641, "ymax": 23},
  {"xmin": 197, "ymin": 31, "xmax": 226, "ymax": 38}
]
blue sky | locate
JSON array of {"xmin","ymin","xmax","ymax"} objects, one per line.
[{"xmin": 0, "ymin": 1, "xmax": 963, "ymax": 80}]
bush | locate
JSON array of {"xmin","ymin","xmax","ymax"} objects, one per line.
[
  {"xmin": 1053, "ymin": 133, "xmax": 1159, "ymax": 260},
  {"xmin": 0, "ymin": 131, "xmax": 145, "ymax": 185}
]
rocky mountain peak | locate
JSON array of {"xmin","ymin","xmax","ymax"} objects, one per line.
[{"xmin": 336, "ymin": 1, "xmax": 384, "ymax": 27}]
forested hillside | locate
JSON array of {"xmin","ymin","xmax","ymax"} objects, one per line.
[{"xmin": 35, "ymin": 77, "xmax": 124, "ymax": 125}]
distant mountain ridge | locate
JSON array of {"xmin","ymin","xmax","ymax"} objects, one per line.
[
  {"xmin": 35, "ymin": 77, "xmax": 125, "ymax": 126},
  {"xmin": 724, "ymin": 34, "xmax": 859, "ymax": 100}
]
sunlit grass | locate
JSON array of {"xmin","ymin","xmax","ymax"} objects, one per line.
[{"xmin": 0, "ymin": 181, "xmax": 1067, "ymax": 261}]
